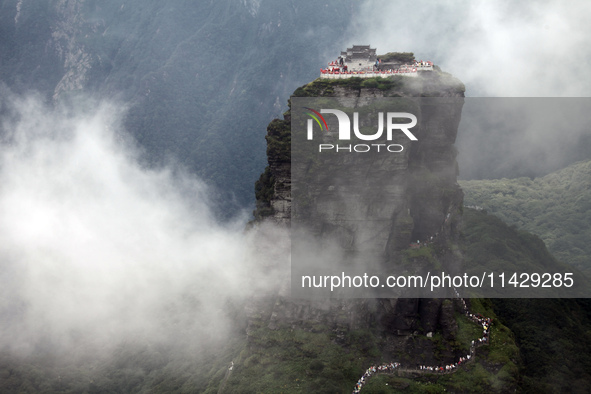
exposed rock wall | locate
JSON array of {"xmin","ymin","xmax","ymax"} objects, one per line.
[
  {"xmin": 250, "ymin": 70, "xmax": 466, "ymax": 362},
  {"xmin": 256, "ymin": 73, "xmax": 465, "ymax": 247}
]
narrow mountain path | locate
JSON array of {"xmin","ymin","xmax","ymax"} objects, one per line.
[{"xmin": 352, "ymin": 292, "xmax": 491, "ymax": 393}]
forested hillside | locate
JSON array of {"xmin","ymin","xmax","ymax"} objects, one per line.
[
  {"xmin": 462, "ymin": 209, "xmax": 591, "ymax": 393},
  {"xmin": 461, "ymin": 160, "xmax": 591, "ymax": 276}
]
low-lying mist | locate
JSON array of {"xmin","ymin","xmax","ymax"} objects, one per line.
[
  {"xmin": 352, "ymin": 0, "xmax": 591, "ymax": 97},
  {"xmin": 345, "ymin": 1, "xmax": 591, "ymax": 179},
  {"xmin": 0, "ymin": 91, "xmax": 287, "ymax": 364}
]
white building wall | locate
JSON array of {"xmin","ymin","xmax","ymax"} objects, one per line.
[{"xmin": 320, "ymin": 70, "xmax": 419, "ymax": 79}]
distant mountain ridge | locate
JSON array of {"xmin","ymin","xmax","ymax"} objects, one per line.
[
  {"xmin": 0, "ymin": 0, "xmax": 358, "ymax": 218},
  {"xmin": 460, "ymin": 159, "xmax": 591, "ymax": 276}
]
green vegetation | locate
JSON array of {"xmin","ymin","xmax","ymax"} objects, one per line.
[
  {"xmin": 253, "ymin": 166, "xmax": 275, "ymax": 219},
  {"xmin": 292, "ymin": 77, "xmax": 405, "ymax": 96},
  {"xmin": 221, "ymin": 308, "xmax": 520, "ymax": 393},
  {"xmin": 461, "ymin": 159, "xmax": 591, "ymax": 276},
  {"xmin": 461, "ymin": 207, "xmax": 591, "ymax": 393},
  {"xmin": 378, "ymin": 52, "xmax": 416, "ymax": 64},
  {"xmin": 430, "ymin": 298, "xmax": 520, "ymax": 393},
  {"xmin": 403, "ymin": 245, "xmax": 440, "ymax": 270},
  {"xmin": 293, "ymin": 79, "xmax": 339, "ymax": 96},
  {"xmin": 265, "ymin": 118, "xmax": 291, "ymax": 162},
  {"xmin": 252, "ymin": 115, "xmax": 290, "ymax": 220},
  {"xmin": 489, "ymin": 298, "xmax": 591, "ymax": 393},
  {"xmin": 0, "ymin": 336, "xmax": 243, "ymax": 393},
  {"xmin": 221, "ymin": 326, "xmax": 378, "ymax": 393},
  {"xmin": 461, "ymin": 208, "xmax": 569, "ymax": 276}
]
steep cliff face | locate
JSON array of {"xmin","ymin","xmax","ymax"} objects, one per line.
[
  {"xmin": 256, "ymin": 72, "xmax": 465, "ymax": 254},
  {"xmin": 250, "ymin": 67, "xmax": 466, "ymax": 365},
  {"xmin": 256, "ymin": 73, "xmax": 464, "ymax": 222}
]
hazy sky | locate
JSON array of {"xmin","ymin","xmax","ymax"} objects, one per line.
[
  {"xmin": 344, "ymin": 0, "xmax": 591, "ymax": 179},
  {"xmin": 352, "ymin": 0, "xmax": 591, "ymax": 97}
]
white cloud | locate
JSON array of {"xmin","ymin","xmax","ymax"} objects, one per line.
[
  {"xmin": 350, "ymin": 0, "xmax": 591, "ymax": 96},
  {"xmin": 0, "ymin": 93, "xmax": 287, "ymax": 357}
]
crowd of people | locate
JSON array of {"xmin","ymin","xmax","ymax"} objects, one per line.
[
  {"xmin": 322, "ymin": 66, "xmax": 349, "ymax": 73},
  {"xmin": 321, "ymin": 56, "xmax": 425, "ymax": 77},
  {"xmin": 320, "ymin": 67, "xmax": 417, "ymax": 76},
  {"xmin": 414, "ymin": 60, "xmax": 434, "ymax": 68},
  {"xmin": 352, "ymin": 363, "xmax": 401, "ymax": 393},
  {"xmin": 322, "ymin": 57, "xmax": 432, "ymax": 78},
  {"xmin": 419, "ymin": 355, "xmax": 470, "ymax": 373},
  {"xmin": 351, "ymin": 289, "xmax": 492, "ymax": 393},
  {"xmin": 469, "ymin": 312, "xmax": 492, "ymax": 345},
  {"xmin": 456, "ymin": 288, "xmax": 492, "ymax": 345}
]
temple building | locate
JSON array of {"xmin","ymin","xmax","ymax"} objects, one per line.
[
  {"xmin": 322, "ymin": 45, "xmax": 433, "ymax": 79},
  {"xmin": 340, "ymin": 45, "xmax": 377, "ymax": 71}
]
